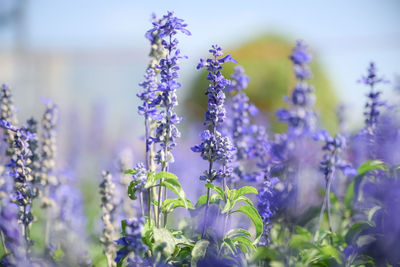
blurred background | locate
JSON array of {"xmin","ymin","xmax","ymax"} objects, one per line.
[{"xmin": 0, "ymin": 0, "xmax": 399, "ymax": 244}]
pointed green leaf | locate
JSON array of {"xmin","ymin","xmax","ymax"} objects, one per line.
[
  {"xmin": 232, "ymin": 205, "xmax": 263, "ymax": 241},
  {"xmin": 127, "ymin": 180, "xmax": 140, "ymax": 200},
  {"xmin": 225, "ymin": 228, "xmax": 251, "ymax": 239},
  {"xmin": 205, "ymin": 183, "xmax": 225, "ymax": 199},
  {"xmin": 358, "ymin": 160, "xmax": 386, "ymax": 176},
  {"xmin": 289, "ymin": 234, "xmax": 315, "ymax": 249},
  {"xmin": 232, "ymin": 235, "xmax": 256, "ymax": 250},
  {"xmin": 235, "ymin": 196, "xmax": 254, "ymax": 207},
  {"xmin": 160, "ymin": 178, "xmax": 188, "ymax": 209},
  {"xmin": 222, "ymin": 238, "xmax": 237, "ymax": 254},
  {"xmin": 221, "ymin": 198, "xmax": 233, "ymax": 214},
  {"xmin": 250, "ymin": 246, "xmax": 280, "ymax": 262},
  {"xmin": 163, "ymin": 198, "xmax": 195, "ymax": 213},
  {"xmin": 319, "ymin": 245, "xmax": 342, "ymax": 264},
  {"xmin": 155, "ymin": 171, "xmax": 178, "ymax": 181},
  {"xmin": 235, "ymin": 186, "xmax": 258, "ymax": 198},
  {"xmin": 344, "ymin": 180, "xmax": 355, "ymax": 209},
  {"xmin": 144, "ymin": 172, "xmax": 156, "ymax": 188},
  {"xmin": 195, "ymin": 194, "xmax": 223, "ymax": 208},
  {"xmin": 124, "ymin": 169, "xmax": 138, "ymax": 175}
]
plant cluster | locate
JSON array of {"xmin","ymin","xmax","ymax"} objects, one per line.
[{"xmin": 0, "ymin": 11, "xmax": 399, "ymax": 267}]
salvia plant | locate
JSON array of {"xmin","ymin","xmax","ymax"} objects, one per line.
[{"xmin": 0, "ymin": 10, "xmax": 399, "ymax": 267}]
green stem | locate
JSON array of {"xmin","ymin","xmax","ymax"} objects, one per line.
[
  {"xmin": 201, "ymin": 187, "xmax": 211, "ymax": 238},
  {"xmin": 139, "ymin": 192, "xmax": 145, "ymax": 217},
  {"xmin": 157, "ymin": 179, "xmax": 163, "ymax": 228},
  {"xmin": 1, "ymin": 230, "xmax": 8, "ymax": 254},
  {"xmin": 147, "ymin": 189, "xmax": 152, "ymax": 221}
]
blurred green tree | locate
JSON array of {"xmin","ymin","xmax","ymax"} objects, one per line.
[{"xmin": 184, "ymin": 35, "xmax": 338, "ymax": 133}]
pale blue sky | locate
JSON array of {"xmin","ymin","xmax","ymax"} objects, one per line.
[{"xmin": 0, "ymin": 0, "xmax": 399, "ymax": 129}]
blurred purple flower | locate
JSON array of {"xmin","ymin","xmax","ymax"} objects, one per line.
[{"xmin": 276, "ymin": 40, "xmax": 316, "ymax": 136}]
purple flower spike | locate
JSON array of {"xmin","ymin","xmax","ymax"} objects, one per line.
[
  {"xmin": 276, "ymin": 40, "xmax": 316, "ymax": 136},
  {"xmin": 192, "ymin": 45, "xmax": 237, "ymax": 182},
  {"xmin": 147, "ymin": 11, "xmax": 190, "ymax": 169}
]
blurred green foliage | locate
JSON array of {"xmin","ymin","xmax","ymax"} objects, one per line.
[{"xmin": 185, "ymin": 35, "xmax": 338, "ymax": 133}]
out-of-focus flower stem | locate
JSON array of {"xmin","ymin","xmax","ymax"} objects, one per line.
[
  {"xmin": 202, "ymin": 159, "xmax": 214, "ymax": 238},
  {"xmin": 314, "ymin": 170, "xmax": 335, "ymax": 242},
  {"xmin": 1, "ymin": 230, "xmax": 8, "ymax": 254}
]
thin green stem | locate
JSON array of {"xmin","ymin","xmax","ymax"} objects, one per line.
[
  {"xmin": 201, "ymin": 187, "xmax": 211, "ymax": 238},
  {"xmin": 314, "ymin": 170, "xmax": 335, "ymax": 242},
  {"xmin": 147, "ymin": 189, "xmax": 152, "ymax": 221},
  {"xmin": 1, "ymin": 230, "xmax": 8, "ymax": 254},
  {"xmin": 139, "ymin": 192, "xmax": 145, "ymax": 217},
  {"xmin": 157, "ymin": 179, "xmax": 163, "ymax": 228}
]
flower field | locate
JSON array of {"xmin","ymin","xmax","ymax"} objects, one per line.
[{"xmin": 0, "ymin": 10, "xmax": 399, "ymax": 267}]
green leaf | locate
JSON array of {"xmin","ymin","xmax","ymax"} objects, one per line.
[
  {"xmin": 222, "ymin": 238, "xmax": 237, "ymax": 254},
  {"xmin": 345, "ymin": 221, "xmax": 374, "ymax": 244},
  {"xmin": 289, "ymin": 234, "xmax": 315, "ymax": 249},
  {"xmin": 205, "ymin": 183, "xmax": 225, "ymax": 199},
  {"xmin": 127, "ymin": 180, "xmax": 140, "ymax": 200},
  {"xmin": 232, "ymin": 205, "xmax": 263, "ymax": 241},
  {"xmin": 52, "ymin": 248, "xmax": 65, "ymax": 262},
  {"xmin": 295, "ymin": 226, "xmax": 313, "ymax": 239},
  {"xmin": 235, "ymin": 195, "xmax": 254, "ymax": 207},
  {"xmin": 319, "ymin": 245, "xmax": 342, "ymax": 264},
  {"xmin": 121, "ymin": 219, "xmax": 127, "ymax": 234},
  {"xmin": 195, "ymin": 194, "xmax": 208, "ymax": 207},
  {"xmin": 195, "ymin": 194, "xmax": 223, "ymax": 208},
  {"xmin": 235, "ymin": 186, "xmax": 258, "ymax": 198},
  {"xmin": 144, "ymin": 172, "xmax": 155, "ymax": 188},
  {"xmin": 344, "ymin": 180, "xmax": 355, "ymax": 209},
  {"xmin": 154, "ymin": 171, "xmax": 178, "ymax": 181},
  {"xmin": 160, "ymin": 178, "xmax": 188, "ymax": 209},
  {"xmin": 124, "ymin": 169, "xmax": 138, "ymax": 175},
  {"xmin": 225, "ymin": 228, "xmax": 251, "ymax": 239},
  {"xmin": 222, "ymin": 195, "xmax": 254, "ymax": 214},
  {"xmin": 250, "ymin": 246, "xmax": 280, "ymax": 262},
  {"xmin": 190, "ymin": 240, "xmax": 209, "ymax": 267},
  {"xmin": 152, "ymin": 228, "xmax": 177, "ymax": 258},
  {"xmin": 232, "ymin": 235, "xmax": 256, "ymax": 250},
  {"xmin": 221, "ymin": 198, "xmax": 234, "ymax": 214},
  {"xmin": 162, "ymin": 198, "xmax": 195, "ymax": 213},
  {"xmin": 357, "ymin": 160, "xmax": 386, "ymax": 176}
]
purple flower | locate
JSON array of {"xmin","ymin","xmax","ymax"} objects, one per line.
[
  {"xmin": 0, "ymin": 84, "xmax": 17, "ymax": 125},
  {"xmin": 0, "ymin": 120, "xmax": 35, "ymax": 235},
  {"xmin": 290, "ymin": 40, "xmax": 312, "ymax": 65},
  {"xmin": 26, "ymin": 118, "xmax": 40, "ymax": 199},
  {"xmin": 148, "ymin": 12, "xmax": 190, "ymax": 170},
  {"xmin": 115, "ymin": 217, "xmax": 147, "ymax": 264},
  {"xmin": 197, "ymin": 45, "xmax": 237, "ymax": 128},
  {"xmin": 51, "ymin": 179, "xmax": 92, "ymax": 265},
  {"xmin": 137, "ymin": 68, "xmax": 161, "ymax": 120},
  {"xmin": 222, "ymin": 66, "xmax": 260, "ymax": 182},
  {"xmin": 358, "ymin": 62, "xmax": 389, "ymax": 131},
  {"xmin": 40, "ymin": 102, "xmax": 59, "ymax": 189},
  {"xmin": 257, "ymin": 177, "xmax": 279, "ymax": 245},
  {"xmin": 130, "ymin": 163, "xmax": 147, "ymax": 192},
  {"xmin": 313, "ymin": 130, "xmax": 355, "ymax": 177},
  {"xmin": 0, "ymin": 200, "xmax": 28, "ymax": 264},
  {"xmin": 276, "ymin": 40, "xmax": 316, "ymax": 136},
  {"xmin": 100, "ymin": 171, "xmax": 118, "ymax": 259},
  {"xmin": 192, "ymin": 45, "xmax": 237, "ymax": 182}
]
